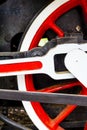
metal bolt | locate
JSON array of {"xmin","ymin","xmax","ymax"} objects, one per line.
[{"xmin": 76, "ymin": 25, "xmax": 81, "ymax": 32}]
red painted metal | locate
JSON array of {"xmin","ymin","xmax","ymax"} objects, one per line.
[
  {"xmin": 0, "ymin": 0, "xmax": 87, "ymax": 129},
  {"xmin": 21, "ymin": 0, "xmax": 87, "ymax": 129},
  {"xmin": 26, "ymin": 76, "xmax": 86, "ymax": 129},
  {"xmin": 49, "ymin": 22, "xmax": 64, "ymax": 37},
  {"xmin": 81, "ymin": 0, "xmax": 87, "ymax": 24},
  {"xmin": 39, "ymin": 81, "xmax": 82, "ymax": 92},
  {"xmin": 0, "ymin": 61, "xmax": 42, "ymax": 73},
  {"xmin": 84, "ymin": 122, "xmax": 87, "ymax": 130}
]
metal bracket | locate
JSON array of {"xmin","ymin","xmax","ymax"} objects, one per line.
[{"xmin": 65, "ymin": 49, "xmax": 87, "ymax": 87}]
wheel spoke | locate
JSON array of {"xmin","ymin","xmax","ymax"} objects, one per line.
[
  {"xmin": 53, "ymin": 105, "xmax": 76, "ymax": 128},
  {"xmin": 37, "ymin": 82, "xmax": 81, "ymax": 129},
  {"xmin": 38, "ymin": 81, "xmax": 82, "ymax": 93},
  {"xmin": 51, "ymin": 87, "xmax": 87, "ymax": 128},
  {"xmin": 49, "ymin": 22, "xmax": 64, "ymax": 37}
]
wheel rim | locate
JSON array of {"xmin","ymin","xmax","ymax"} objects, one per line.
[{"xmin": 17, "ymin": 0, "xmax": 87, "ymax": 129}]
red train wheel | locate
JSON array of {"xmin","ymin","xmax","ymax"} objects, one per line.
[{"xmin": 17, "ymin": 0, "xmax": 87, "ymax": 129}]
